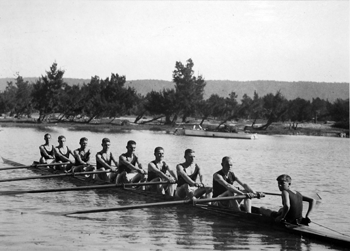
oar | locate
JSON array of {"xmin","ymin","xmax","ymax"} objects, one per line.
[
  {"xmin": 65, "ymin": 194, "xmax": 260, "ymax": 215},
  {"xmin": 0, "ymin": 181, "xmax": 173, "ymax": 196},
  {"xmin": 0, "ymin": 162, "xmax": 70, "ymax": 171},
  {"xmin": 0, "ymin": 170, "xmax": 112, "ymax": 183},
  {"xmin": 260, "ymin": 191, "xmax": 322, "ymax": 205},
  {"xmin": 262, "ymin": 192, "xmax": 281, "ymax": 196}
]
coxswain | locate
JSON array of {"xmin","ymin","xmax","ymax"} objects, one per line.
[{"xmin": 260, "ymin": 174, "xmax": 315, "ymax": 224}]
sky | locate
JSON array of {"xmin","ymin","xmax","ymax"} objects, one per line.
[{"xmin": 0, "ymin": 0, "xmax": 349, "ymax": 83}]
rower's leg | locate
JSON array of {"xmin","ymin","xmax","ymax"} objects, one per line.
[
  {"xmin": 98, "ymin": 167, "xmax": 107, "ymax": 181},
  {"xmin": 244, "ymin": 198, "xmax": 252, "ymax": 213},
  {"xmin": 115, "ymin": 171, "xmax": 126, "ymax": 184},
  {"xmin": 166, "ymin": 183, "xmax": 176, "ymax": 197}
]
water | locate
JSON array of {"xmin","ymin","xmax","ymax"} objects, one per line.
[{"xmin": 0, "ymin": 126, "xmax": 349, "ymax": 250}]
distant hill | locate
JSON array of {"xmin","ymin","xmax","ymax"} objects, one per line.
[{"xmin": 0, "ymin": 78, "xmax": 348, "ymax": 103}]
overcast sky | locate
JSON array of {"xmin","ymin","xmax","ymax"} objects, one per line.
[{"xmin": 0, "ymin": 0, "xmax": 349, "ymax": 82}]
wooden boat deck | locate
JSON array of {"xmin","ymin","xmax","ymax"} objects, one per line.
[{"xmin": 2, "ymin": 157, "xmax": 350, "ymax": 249}]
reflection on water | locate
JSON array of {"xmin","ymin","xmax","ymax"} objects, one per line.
[{"xmin": 0, "ymin": 126, "xmax": 349, "ymax": 250}]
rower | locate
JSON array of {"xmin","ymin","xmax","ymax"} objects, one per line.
[
  {"xmin": 116, "ymin": 140, "xmax": 147, "ymax": 185},
  {"xmin": 147, "ymin": 147, "xmax": 177, "ymax": 196},
  {"xmin": 175, "ymin": 149, "xmax": 212, "ymax": 200},
  {"xmin": 95, "ymin": 138, "xmax": 118, "ymax": 182},
  {"xmin": 212, "ymin": 156, "xmax": 257, "ymax": 213},
  {"xmin": 54, "ymin": 135, "xmax": 74, "ymax": 172},
  {"xmin": 260, "ymin": 174, "xmax": 315, "ymax": 224},
  {"xmin": 39, "ymin": 133, "xmax": 55, "ymax": 164},
  {"xmin": 72, "ymin": 137, "xmax": 95, "ymax": 174}
]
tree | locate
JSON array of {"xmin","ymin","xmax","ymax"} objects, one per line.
[
  {"xmin": 82, "ymin": 73, "xmax": 138, "ymax": 123},
  {"xmin": 144, "ymin": 89, "xmax": 177, "ymax": 124},
  {"xmin": 0, "ymin": 81, "xmax": 17, "ymax": 115},
  {"xmin": 216, "ymin": 92, "xmax": 239, "ymax": 129},
  {"xmin": 258, "ymin": 91, "xmax": 289, "ymax": 130},
  {"xmin": 31, "ymin": 62, "xmax": 68, "ymax": 122},
  {"xmin": 197, "ymin": 94, "xmax": 226, "ymax": 125},
  {"xmin": 311, "ymin": 97, "xmax": 331, "ymax": 123},
  {"xmin": 329, "ymin": 98, "xmax": 349, "ymax": 129},
  {"xmin": 13, "ymin": 75, "xmax": 33, "ymax": 117},
  {"xmin": 173, "ymin": 59, "xmax": 206, "ymax": 122}
]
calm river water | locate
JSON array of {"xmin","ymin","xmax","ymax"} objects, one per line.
[{"xmin": 0, "ymin": 126, "xmax": 349, "ymax": 251}]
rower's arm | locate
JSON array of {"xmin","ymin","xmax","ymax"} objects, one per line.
[
  {"xmin": 96, "ymin": 153, "xmax": 113, "ymax": 170},
  {"xmin": 148, "ymin": 162, "xmax": 174, "ymax": 182},
  {"xmin": 74, "ymin": 149, "xmax": 88, "ymax": 165},
  {"xmin": 119, "ymin": 155, "xmax": 144, "ymax": 173},
  {"xmin": 197, "ymin": 165, "xmax": 205, "ymax": 185},
  {"xmin": 109, "ymin": 153, "xmax": 118, "ymax": 172},
  {"xmin": 54, "ymin": 147, "xmax": 71, "ymax": 163},
  {"xmin": 278, "ymin": 190, "xmax": 291, "ymax": 221},
  {"xmin": 236, "ymin": 177, "xmax": 256, "ymax": 193},
  {"xmin": 39, "ymin": 145, "xmax": 54, "ymax": 159},
  {"xmin": 165, "ymin": 165, "xmax": 177, "ymax": 182},
  {"xmin": 176, "ymin": 164, "xmax": 196, "ymax": 186},
  {"xmin": 213, "ymin": 173, "xmax": 244, "ymax": 194},
  {"xmin": 302, "ymin": 195, "xmax": 315, "ymax": 218}
]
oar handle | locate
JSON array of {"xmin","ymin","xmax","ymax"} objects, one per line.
[{"xmin": 261, "ymin": 192, "xmax": 281, "ymax": 196}]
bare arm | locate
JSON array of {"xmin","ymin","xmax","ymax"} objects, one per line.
[
  {"xmin": 148, "ymin": 162, "xmax": 175, "ymax": 182},
  {"xmin": 213, "ymin": 173, "xmax": 245, "ymax": 194},
  {"xmin": 39, "ymin": 145, "xmax": 54, "ymax": 159},
  {"xmin": 176, "ymin": 164, "xmax": 197, "ymax": 186},
  {"xmin": 119, "ymin": 154, "xmax": 145, "ymax": 174},
  {"xmin": 165, "ymin": 164, "xmax": 177, "ymax": 182},
  {"xmin": 276, "ymin": 190, "xmax": 290, "ymax": 222},
  {"xmin": 54, "ymin": 147, "xmax": 72, "ymax": 163},
  {"xmin": 302, "ymin": 195, "xmax": 315, "ymax": 218},
  {"xmin": 96, "ymin": 153, "xmax": 116, "ymax": 171},
  {"xmin": 74, "ymin": 149, "xmax": 90, "ymax": 165},
  {"xmin": 235, "ymin": 177, "xmax": 256, "ymax": 193}
]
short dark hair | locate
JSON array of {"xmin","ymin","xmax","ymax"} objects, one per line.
[
  {"xmin": 154, "ymin": 146, "xmax": 164, "ymax": 153},
  {"xmin": 184, "ymin": 149, "xmax": 195, "ymax": 156},
  {"xmin": 102, "ymin": 138, "xmax": 110, "ymax": 144},
  {"xmin": 80, "ymin": 137, "xmax": 88, "ymax": 143},
  {"xmin": 221, "ymin": 156, "xmax": 231, "ymax": 164},
  {"xmin": 58, "ymin": 135, "xmax": 66, "ymax": 141},
  {"xmin": 127, "ymin": 140, "xmax": 136, "ymax": 146},
  {"xmin": 277, "ymin": 174, "xmax": 292, "ymax": 183},
  {"xmin": 44, "ymin": 133, "xmax": 51, "ymax": 139}
]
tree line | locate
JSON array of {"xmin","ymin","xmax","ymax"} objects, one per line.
[{"xmin": 0, "ymin": 60, "xmax": 348, "ymax": 130}]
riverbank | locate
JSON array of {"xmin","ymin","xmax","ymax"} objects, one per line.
[{"xmin": 0, "ymin": 117, "xmax": 348, "ymax": 138}]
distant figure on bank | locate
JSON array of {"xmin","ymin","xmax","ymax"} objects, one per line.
[
  {"xmin": 213, "ymin": 156, "xmax": 257, "ymax": 213},
  {"xmin": 116, "ymin": 140, "xmax": 147, "ymax": 184},
  {"xmin": 54, "ymin": 135, "xmax": 74, "ymax": 172},
  {"xmin": 96, "ymin": 138, "xmax": 118, "ymax": 182},
  {"xmin": 147, "ymin": 147, "xmax": 177, "ymax": 196},
  {"xmin": 39, "ymin": 133, "xmax": 55, "ymax": 164},
  {"xmin": 72, "ymin": 137, "xmax": 95, "ymax": 174},
  {"xmin": 175, "ymin": 149, "xmax": 212, "ymax": 200},
  {"xmin": 260, "ymin": 174, "xmax": 315, "ymax": 224}
]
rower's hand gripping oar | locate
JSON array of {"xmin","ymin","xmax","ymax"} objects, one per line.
[{"xmin": 65, "ymin": 193, "xmax": 265, "ymax": 216}]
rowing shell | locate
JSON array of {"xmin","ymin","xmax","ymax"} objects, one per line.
[{"xmin": 2, "ymin": 157, "xmax": 350, "ymax": 248}]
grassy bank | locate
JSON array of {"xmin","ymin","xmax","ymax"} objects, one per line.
[{"xmin": 0, "ymin": 117, "xmax": 348, "ymax": 138}]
